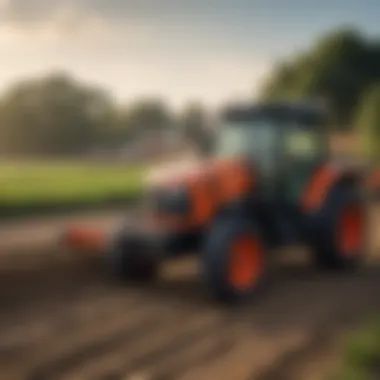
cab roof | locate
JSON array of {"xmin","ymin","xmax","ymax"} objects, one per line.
[{"xmin": 221, "ymin": 101, "xmax": 328, "ymax": 127}]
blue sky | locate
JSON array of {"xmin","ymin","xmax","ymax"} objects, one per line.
[{"xmin": 0, "ymin": 0, "xmax": 378, "ymax": 108}]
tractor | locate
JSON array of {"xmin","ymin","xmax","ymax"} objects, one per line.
[{"xmin": 63, "ymin": 101, "xmax": 374, "ymax": 304}]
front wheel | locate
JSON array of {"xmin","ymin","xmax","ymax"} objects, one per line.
[
  {"xmin": 106, "ymin": 231, "xmax": 159, "ymax": 282},
  {"xmin": 202, "ymin": 218, "xmax": 267, "ymax": 304}
]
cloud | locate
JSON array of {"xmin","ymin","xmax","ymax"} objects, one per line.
[
  {"xmin": 1, "ymin": 1, "xmax": 110, "ymax": 43},
  {"xmin": 2, "ymin": 0, "xmax": 60, "ymax": 22},
  {"xmin": 0, "ymin": 0, "xmax": 269, "ymax": 108},
  {"xmin": 1, "ymin": 0, "xmax": 178, "ymax": 24},
  {"xmin": 1, "ymin": 0, "xmax": 236, "ymax": 30},
  {"xmin": 0, "ymin": 2, "xmax": 160, "ymax": 49},
  {"xmin": 0, "ymin": 0, "xmax": 253, "ymax": 61}
]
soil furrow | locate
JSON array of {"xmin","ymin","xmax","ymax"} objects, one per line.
[
  {"xmin": 1, "ymin": 208, "xmax": 380, "ymax": 380},
  {"xmin": 176, "ymin": 330, "xmax": 309, "ymax": 380},
  {"xmin": 0, "ymin": 291, "xmax": 141, "ymax": 354},
  {"xmin": 115, "ymin": 314, "xmax": 230, "ymax": 379},
  {"xmin": 141, "ymin": 336, "xmax": 235, "ymax": 380},
  {"xmin": 25, "ymin": 302, "xmax": 170, "ymax": 380},
  {"xmin": 60, "ymin": 311, "xmax": 224, "ymax": 380}
]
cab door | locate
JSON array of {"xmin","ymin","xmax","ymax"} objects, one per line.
[
  {"xmin": 251, "ymin": 121, "xmax": 282, "ymax": 200},
  {"xmin": 281, "ymin": 126, "xmax": 324, "ymax": 205}
]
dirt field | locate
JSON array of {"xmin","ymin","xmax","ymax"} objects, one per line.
[{"xmin": 1, "ymin": 211, "xmax": 380, "ymax": 380}]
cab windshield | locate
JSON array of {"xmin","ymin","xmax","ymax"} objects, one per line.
[
  {"xmin": 284, "ymin": 128, "xmax": 320, "ymax": 159},
  {"xmin": 215, "ymin": 119, "xmax": 278, "ymax": 161},
  {"xmin": 215, "ymin": 119, "xmax": 320, "ymax": 161}
]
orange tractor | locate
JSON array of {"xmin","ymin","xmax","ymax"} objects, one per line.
[{"xmin": 63, "ymin": 101, "xmax": 379, "ymax": 303}]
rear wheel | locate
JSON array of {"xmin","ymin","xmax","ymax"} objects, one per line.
[
  {"xmin": 310, "ymin": 185, "xmax": 366, "ymax": 270},
  {"xmin": 106, "ymin": 231, "xmax": 159, "ymax": 282},
  {"xmin": 202, "ymin": 218, "xmax": 267, "ymax": 304}
]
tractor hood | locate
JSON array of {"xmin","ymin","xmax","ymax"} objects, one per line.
[
  {"xmin": 145, "ymin": 157, "xmax": 209, "ymax": 188},
  {"xmin": 144, "ymin": 157, "xmax": 255, "ymax": 229}
]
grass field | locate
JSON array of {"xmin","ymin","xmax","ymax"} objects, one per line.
[
  {"xmin": 332, "ymin": 318, "xmax": 380, "ymax": 380},
  {"xmin": 0, "ymin": 161, "xmax": 146, "ymax": 216}
]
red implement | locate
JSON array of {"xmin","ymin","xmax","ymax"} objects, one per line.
[{"xmin": 61, "ymin": 226, "xmax": 107, "ymax": 255}]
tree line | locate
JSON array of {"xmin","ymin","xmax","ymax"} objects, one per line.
[
  {"xmin": 0, "ymin": 27, "xmax": 379, "ymax": 158},
  {"xmin": 261, "ymin": 27, "xmax": 380, "ymax": 158},
  {"xmin": 0, "ymin": 72, "xmax": 211, "ymax": 156}
]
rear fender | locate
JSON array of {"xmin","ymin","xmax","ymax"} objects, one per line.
[{"xmin": 301, "ymin": 163, "xmax": 361, "ymax": 213}]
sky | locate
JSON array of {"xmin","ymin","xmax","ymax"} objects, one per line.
[{"xmin": 0, "ymin": 0, "xmax": 379, "ymax": 109}]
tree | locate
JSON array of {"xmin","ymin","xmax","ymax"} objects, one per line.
[
  {"xmin": 355, "ymin": 84, "xmax": 380, "ymax": 161},
  {"xmin": 178, "ymin": 102, "xmax": 213, "ymax": 155},
  {"xmin": 125, "ymin": 99, "xmax": 173, "ymax": 137},
  {"xmin": 0, "ymin": 72, "xmax": 115, "ymax": 156},
  {"xmin": 260, "ymin": 28, "xmax": 380, "ymax": 130},
  {"xmin": 107, "ymin": 108, "xmax": 136, "ymax": 148}
]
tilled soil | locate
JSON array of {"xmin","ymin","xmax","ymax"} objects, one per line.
[{"xmin": 1, "ymin": 212, "xmax": 380, "ymax": 380}]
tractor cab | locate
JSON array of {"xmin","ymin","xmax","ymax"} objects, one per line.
[{"xmin": 216, "ymin": 101, "xmax": 329, "ymax": 202}]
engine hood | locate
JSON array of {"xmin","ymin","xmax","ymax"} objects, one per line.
[
  {"xmin": 144, "ymin": 156, "xmax": 255, "ymax": 229},
  {"xmin": 146, "ymin": 156, "xmax": 254, "ymax": 203},
  {"xmin": 145, "ymin": 158, "xmax": 211, "ymax": 188}
]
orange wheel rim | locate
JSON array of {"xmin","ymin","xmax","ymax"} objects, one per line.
[
  {"xmin": 228, "ymin": 235, "xmax": 263, "ymax": 290},
  {"xmin": 337, "ymin": 205, "xmax": 364, "ymax": 257}
]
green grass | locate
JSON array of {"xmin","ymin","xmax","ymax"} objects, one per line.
[
  {"xmin": 0, "ymin": 161, "xmax": 146, "ymax": 216},
  {"xmin": 332, "ymin": 318, "xmax": 380, "ymax": 380}
]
